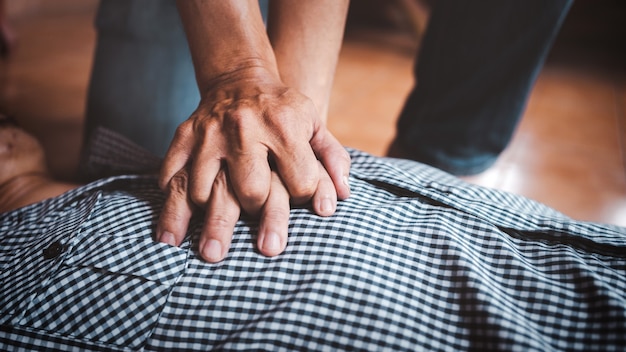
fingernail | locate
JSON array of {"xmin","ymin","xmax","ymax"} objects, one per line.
[
  {"xmin": 320, "ymin": 196, "xmax": 334, "ymax": 214},
  {"xmin": 202, "ymin": 239, "xmax": 223, "ymax": 262},
  {"xmin": 160, "ymin": 231, "xmax": 176, "ymax": 246},
  {"xmin": 263, "ymin": 232, "xmax": 281, "ymax": 252},
  {"xmin": 343, "ymin": 175, "xmax": 350, "ymax": 190}
]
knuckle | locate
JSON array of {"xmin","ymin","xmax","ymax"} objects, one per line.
[
  {"xmin": 237, "ymin": 184, "xmax": 267, "ymax": 206},
  {"xmin": 175, "ymin": 120, "xmax": 194, "ymax": 140},
  {"xmin": 289, "ymin": 175, "xmax": 318, "ymax": 199},
  {"xmin": 189, "ymin": 179, "xmax": 213, "ymax": 207},
  {"xmin": 192, "ymin": 118, "xmax": 219, "ymax": 145},
  {"xmin": 207, "ymin": 213, "xmax": 234, "ymax": 230},
  {"xmin": 189, "ymin": 188, "xmax": 207, "ymax": 207},
  {"xmin": 168, "ymin": 171, "xmax": 189, "ymax": 195},
  {"xmin": 193, "ymin": 116, "xmax": 212, "ymax": 133}
]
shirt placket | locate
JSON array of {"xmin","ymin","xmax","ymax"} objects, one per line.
[{"xmin": 0, "ymin": 192, "xmax": 102, "ymax": 325}]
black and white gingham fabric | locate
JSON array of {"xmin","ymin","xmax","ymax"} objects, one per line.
[{"xmin": 1, "ymin": 132, "xmax": 625, "ymax": 351}]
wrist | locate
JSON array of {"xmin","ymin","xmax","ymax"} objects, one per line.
[{"xmin": 199, "ymin": 58, "xmax": 280, "ymax": 92}]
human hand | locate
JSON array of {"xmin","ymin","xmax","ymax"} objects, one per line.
[
  {"xmin": 159, "ymin": 65, "xmax": 349, "ymax": 214},
  {"xmin": 156, "ymin": 161, "xmax": 339, "ymax": 262},
  {"xmin": 156, "ymin": 65, "xmax": 350, "ymax": 261},
  {"xmin": 160, "ymin": 65, "xmax": 350, "ymax": 213}
]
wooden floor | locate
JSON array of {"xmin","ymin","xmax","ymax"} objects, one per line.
[{"xmin": 1, "ymin": 4, "xmax": 624, "ymax": 226}]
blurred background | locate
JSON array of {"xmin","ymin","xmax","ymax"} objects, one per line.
[{"xmin": 0, "ymin": 0, "xmax": 624, "ymax": 226}]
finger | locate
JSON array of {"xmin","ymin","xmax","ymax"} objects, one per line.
[
  {"xmin": 189, "ymin": 144, "xmax": 222, "ymax": 207},
  {"xmin": 312, "ymin": 162, "xmax": 338, "ymax": 217},
  {"xmin": 159, "ymin": 121, "xmax": 194, "ymax": 190},
  {"xmin": 198, "ymin": 169, "xmax": 241, "ymax": 263},
  {"xmin": 227, "ymin": 149, "xmax": 272, "ymax": 216},
  {"xmin": 257, "ymin": 172, "xmax": 290, "ymax": 257},
  {"xmin": 272, "ymin": 141, "xmax": 320, "ymax": 205},
  {"xmin": 311, "ymin": 128, "xmax": 351, "ymax": 200},
  {"xmin": 156, "ymin": 168, "xmax": 194, "ymax": 246}
]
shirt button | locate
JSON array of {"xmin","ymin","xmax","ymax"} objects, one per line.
[{"xmin": 43, "ymin": 241, "xmax": 65, "ymax": 260}]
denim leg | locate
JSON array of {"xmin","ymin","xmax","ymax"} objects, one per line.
[
  {"xmin": 84, "ymin": 0, "xmax": 199, "ymax": 157},
  {"xmin": 84, "ymin": 0, "xmax": 269, "ymax": 157},
  {"xmin": 394, "ymin": 0, "xmax": 573, "ymax": 175}
]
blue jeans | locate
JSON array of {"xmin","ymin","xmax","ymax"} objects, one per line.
[
  {"xmin": 85, "ymin": 0, "xmax": 571, "ymax": 173},
  {"xmin": 84, "ymin": 0, "xmax": 269, "ymax": 157},
  {"xmin": 394, "ymin": 0, "xmax": 573, "ymax": 175}
]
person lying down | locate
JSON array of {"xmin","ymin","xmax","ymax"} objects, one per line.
[{"xmin": 1, "ymin": 116, "xmax": 625, "ymax": 351}]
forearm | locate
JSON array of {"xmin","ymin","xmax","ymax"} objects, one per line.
[
  {"xmin": 267, "ymin": 0, "xmax": 349, "ymax": 123},
  {"xmin": 176, "ymin": 0, "xmax": 279, "ymax": 89}
]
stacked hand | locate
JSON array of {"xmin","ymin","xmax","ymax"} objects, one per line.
[{"xmin": 156, "ymin": 66, "xmax": 351, "ymax": 262}]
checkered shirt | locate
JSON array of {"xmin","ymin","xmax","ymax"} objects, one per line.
[{"xmin": 1, "ymin": 130, "xmax": 625, "ymax": 351}]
